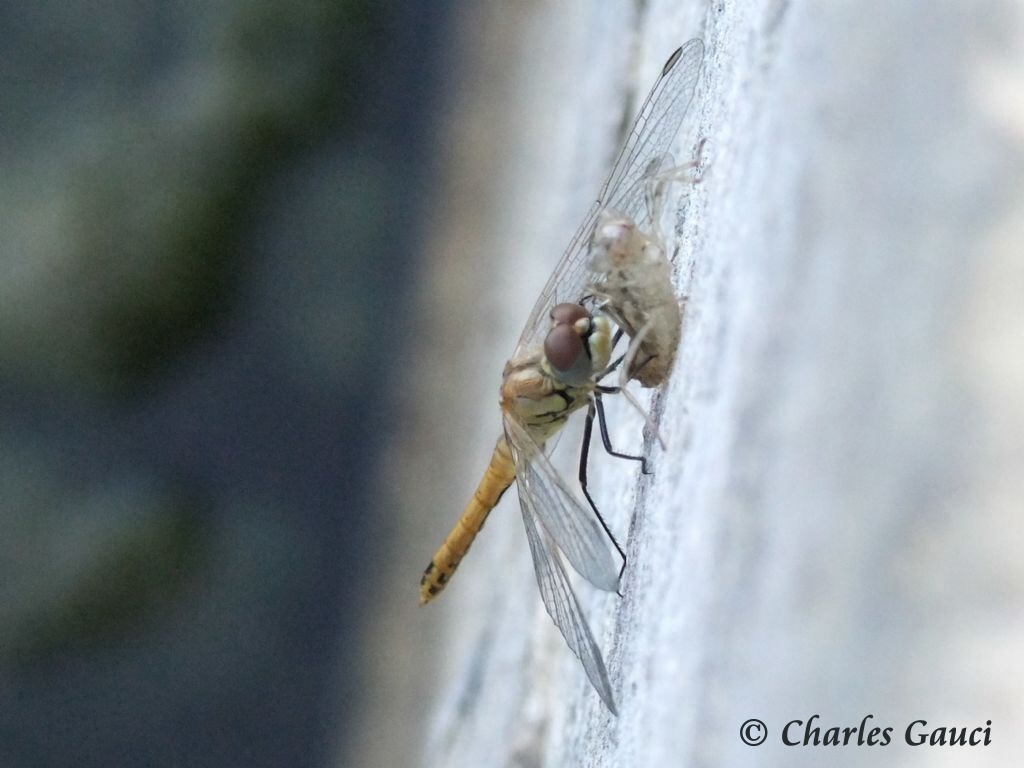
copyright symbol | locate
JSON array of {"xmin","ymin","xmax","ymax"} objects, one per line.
[{"xmin": 740, "ymin": 719, "xmax": 767, "ymax": 746}]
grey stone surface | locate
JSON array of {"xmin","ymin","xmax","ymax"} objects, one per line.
[{"xmin": 367, "ymin": 1, "xmax": 1023, "ymax": 766}]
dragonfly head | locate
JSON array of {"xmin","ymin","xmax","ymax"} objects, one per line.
[{"xmin": 543, "ymin": 303, "xmax": 612, "ymax": 386}]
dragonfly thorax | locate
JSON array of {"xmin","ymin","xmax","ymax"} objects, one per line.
[{"xmin": 499, "ymin": 304, "xmax": 611, "ymax": 434}]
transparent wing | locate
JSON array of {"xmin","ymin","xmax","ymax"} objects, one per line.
[
  {"xmin": 513, "ymin": 448, "xmax": 618, "ymax": 713},
  {"xmin": 504, "ymin": 414, "xmax": 620, "ymax": 592},
  {"xmin": 512, "ymin": 39, "xmax": 705, "ymax": 360}
]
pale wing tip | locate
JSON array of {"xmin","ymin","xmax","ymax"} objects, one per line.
[
  {"xmin": 664, "ymin": 38, "xmax": 705, "ymax": 75},
  {"xmin": 602, "ymin": 691, "xmax": 619, "ymax": 716},
  {"xmin": 590, "ymin": 659, "xmax": 619, "ymax": 715}
]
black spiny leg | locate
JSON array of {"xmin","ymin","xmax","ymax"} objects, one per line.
[
  {"xmin": 594, "ymin": 394, "xmax": 650, "ymax": 475},
  {"xmin": 597, "ymin": 328, "xmax": 627, "ymax": 381},
  {"xmin": 580, "ymin": 396, "xmax": 643, "ymax": 586},
  {"xmin": 597, "ymin": 327, "xmax": 656, "ymax": 385}
]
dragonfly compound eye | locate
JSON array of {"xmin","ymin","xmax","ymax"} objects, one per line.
[
  {"xmin": 544, "ymin": 323, "xmax": 593, "ymax": 385},
  {"xmin": 550, "ymin": 302, "xmax": 590, "ymax": 326}
]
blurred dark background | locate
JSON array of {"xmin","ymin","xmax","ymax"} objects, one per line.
[{"xmin": 0, "ymin": 2, "xmax": 454, "ymax": 765}]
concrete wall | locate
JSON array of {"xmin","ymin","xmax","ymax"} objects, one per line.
[{"xmin": 351, "ymin": 1, "xmax": 1024, "ymax": 765}]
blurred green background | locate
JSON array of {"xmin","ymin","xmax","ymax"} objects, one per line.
[{"xmin": 0, "ymin": 2, "xmax": 452, "ymax": 765}]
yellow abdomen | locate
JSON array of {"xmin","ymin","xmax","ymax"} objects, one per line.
[{"xmin": 419, "ymin": 436, "xmax": 517, "ymax": 603}]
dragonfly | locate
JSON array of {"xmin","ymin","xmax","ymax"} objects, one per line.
[{"xmin": 420, "ymin": 39, "xmax": 705, "ymax": 714}]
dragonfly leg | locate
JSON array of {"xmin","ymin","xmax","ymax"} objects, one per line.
[
  {"xmin": 579, "ymin": 397, "xmax": 628, "ymax": 577},
  {"xmin": 596, "ymin": 322, "xmax": 668, "ymax": 449},
  {"xmin": 597, "ymin": 328, "xmax": 628, "ymax": 379},
  {"xmin": 594, "ymin": 393, "xmax": 649, "ymax": 474},
  {"xmin": 598, "ymin": 319, "xmax": 658, "ymax": 390}
]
